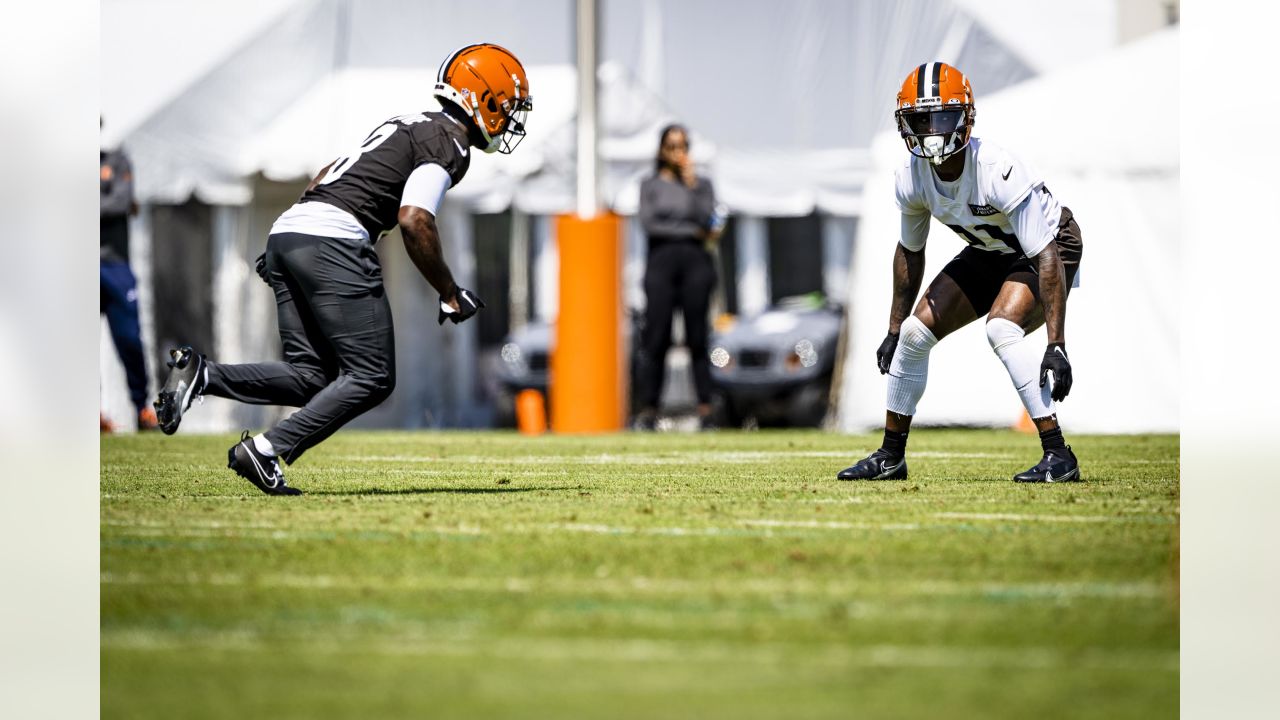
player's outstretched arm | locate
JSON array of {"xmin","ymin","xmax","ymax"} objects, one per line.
[
  {"xmin": 889, "ymin": 243, "xmax": 926, "ymax": 334},
  {"xmin": 399, "ymin": 205, "xmax": 457, "ymax": 302},
  {"xmin": 1036, "ymin": 239, "xmax": 1072, "ymax": 400},
  {"xmin": 1036, "ymin": 239, "xmax": 1067, "ymax": 346},
  {"xmin": 877, "ymin": 243, "xmax": 925, "ymax": 373},
  {"xmin": 398, "ymin": 205, "xmax": 486, "ymax": 325}
]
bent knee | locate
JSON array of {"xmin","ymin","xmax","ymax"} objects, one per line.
[
  {"xmin": 294, "ymin": 367, "xmax": 331, "ymax": 398},
  {"xmin": 898, "ymin": 315, "xmax": 939, "ymax": 358},
  {"xmin": 347, "ymin": 368, "xmax": 395, "ymax": 404},
  {"xmin": 369, "ymin": 370, "xmax": 396, "ymax": 403},
  {"xmin": 985, "ymin": 317, "xmax": 1025, "ymax": 352}
]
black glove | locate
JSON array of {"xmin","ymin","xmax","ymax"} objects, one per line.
[
  {"xmin": 876, "ymin": 331, "xmax": 899, "ymax": 375},
  {"xmin": 1039, "ymin": 342, "xmax": 1073, "ymax": 402},
  {"xmin": 254, "ymin": 252, "xmax": 269, "ymax": 284},
  {"xmin": 438, "ymin": 286, "xmax": 486, "ymax": 325},
  {"xmin": 875, "ymin": 333, "xmax": 896, "ymax": 376}
]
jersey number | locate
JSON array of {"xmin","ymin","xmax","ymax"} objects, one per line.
[
  {"xmin": 946, "ymin": 223, "xmax": 1018, "ymax": 248},
  {"xmin": 319, "ymin": 123, "xmax": 399, "ymax": 185}
]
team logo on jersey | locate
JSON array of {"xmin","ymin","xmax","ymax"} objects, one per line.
[{"xmin": 968, "ymin": 203, "xmax": 999, "ymax": 216}]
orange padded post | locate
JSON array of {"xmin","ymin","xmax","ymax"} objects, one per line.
[{"xmin": 551, "ymin": 213, "xmax": 624, "ymax": 433}]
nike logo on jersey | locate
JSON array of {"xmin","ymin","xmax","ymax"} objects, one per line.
[
  {"xmin": 1002, "ymin": 167, "xmax": 1012, "ymax": 181},
  {"xmin": 453, "ymin": 138, "xmax": 469, "ymax": 157}
]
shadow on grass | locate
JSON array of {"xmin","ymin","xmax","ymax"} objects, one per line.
[{"xmin": 309, "ymin": 486, "xmax": 564, "ymax": 497}]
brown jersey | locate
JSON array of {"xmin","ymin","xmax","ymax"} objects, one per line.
[{"xmin": 303, "ymin": 111, "xmax": 471, "ymax": 239}]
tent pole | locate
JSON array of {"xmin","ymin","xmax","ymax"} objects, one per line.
[{"xmin": 575, "ymin": 0, "xmax": 599, "ymax": 219}]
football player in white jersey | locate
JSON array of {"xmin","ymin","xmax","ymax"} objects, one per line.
[{"xmin": 837, "ymin": 62, "xmax": 1083, "ymax": 483}]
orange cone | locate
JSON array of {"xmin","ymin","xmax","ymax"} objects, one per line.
[{"xmin": 515, "ymin": 389, "xmax": 548, "ymax": 436}]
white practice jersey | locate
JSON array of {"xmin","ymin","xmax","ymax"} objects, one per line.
[{"xmin": 895, "ymin": 137, "xmax": 1062, "ymax": 258}]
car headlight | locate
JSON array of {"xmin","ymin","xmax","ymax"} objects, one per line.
[
  {"xmin": 501, "ymin": 343, "xmax": 526, "ymax": 372},
  {"xmin": 709, "ymin": 346, "xmax": 732, "ymax": 368}
]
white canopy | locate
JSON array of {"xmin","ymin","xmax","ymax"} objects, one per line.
[
  {"xmin": 837, "ymin": 27, "xmax": 1180, "ymax": 433},
  {"xmin": 110, "ymin": 0, "xmax": 1061, "ymax": 216}
]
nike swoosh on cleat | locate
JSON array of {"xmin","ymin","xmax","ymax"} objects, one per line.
[
  {"xmin": 243, "ymin": 444, "xmax": 280, "ymax": 489},
  {"xmin": 178, "ymin": 379, "xmax": 195, "ymax": 413},
  {"xmin": 1047, "ymin": 467, "xmax": 1079, "ymax": 483},
  {"xmin": 875, "ymin": 459, "xmax": 906, "ymax": 479}
]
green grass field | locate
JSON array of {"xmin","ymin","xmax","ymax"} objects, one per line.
[{"xmin": 101, "ymin": 429, "xmax": 1178, "ymax": 719}]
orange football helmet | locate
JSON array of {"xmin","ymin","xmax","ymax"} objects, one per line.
[
  {"xmin": 894, "ymin": 62, "xmax": 975, "ymax": 164},
  {"xmin": 434, "ymin": 43, "xmax": 533, "ymax": 154}
]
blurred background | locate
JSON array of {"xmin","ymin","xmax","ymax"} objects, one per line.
[{"xmin": 99, "ymin": 0, "xmax": 1180, "ymax": 435}]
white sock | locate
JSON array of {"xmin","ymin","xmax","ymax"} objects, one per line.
[
  {"xmin": 253, "ymin": 434, "xmax": 277, "ymax": 457},
  {"xmin": 986, "ymin": 318, "xmax": 1054, "ymax": 419},
  {"xmin": 886, "ymin": 315, "xmax": 939, "ymax": 416}
]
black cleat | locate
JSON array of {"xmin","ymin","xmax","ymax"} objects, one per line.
[
  {"xmin": 1013, "ymin": 446, "xmax": 1081, "ymax": 483},
  {"xmin": 227, "ymin": 431, "xmax": 301, "ymax": 496},
  {"xmin": 836, "ymin": 449, "xmax": 908, "ymax": 481},
  {"xmin": 154, "ymin": 346, "xmax": 206, "ymax": 435}
]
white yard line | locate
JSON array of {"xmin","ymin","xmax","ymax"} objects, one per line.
[
  {"xmin": 933, "ymin": 512, "xmax": 1173, "ymax": 524},
  {"xmin": 101, "ymin": 571, "xmax": 1169, "ymax": 602},
  {"xmin": 738, "ymin": 519, "xmax": 919, "ymax": 531},
  {"xmin": 332, "ymin": 450, "xmax": 1015, "ymax": 465},
  {"xmin": 101, "ymin": 630, "xmax": 1177, "ymax": 672},
  {"xmin": 1114, "ymin": 459, "xmax": 1179, "ymax": 465},
  {"xmin": 103, "ymin": 508, "xmax": 1174, "ymax": 543},
  {"xmin": 103, "ymin": 518, "xmax": 922, "ymax": 541}
]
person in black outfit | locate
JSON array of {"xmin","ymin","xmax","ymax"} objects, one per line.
[
  {"xmin": 153, "ymin": 44, "xmax": 532, "ymax": 495},
  {"xmin": 633, "ymin": 124, "xmax": 722, "ymax": 431},
  {"xmin": 100, "ymin": 128, "xmax": 159, "ymax": 432}
]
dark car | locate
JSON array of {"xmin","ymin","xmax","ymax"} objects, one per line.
[
  {"xmin": 486, "ymin": 311, "xmax": 703, "ymax": 427},
  {"xmin": 708, "ymin": 294, "xmax": 844, "ymax": 428},
  {"xmin": 484, "ymin": 321, "xmax": 553, "ymax": 427}
]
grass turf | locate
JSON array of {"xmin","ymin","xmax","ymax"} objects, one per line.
[{"xmin": 102, "ymin": 429, "xmax": 1178, "ymax": 719}]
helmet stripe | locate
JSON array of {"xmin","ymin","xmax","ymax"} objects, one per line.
[
  {"xmin": 437, "ymin": 44, "xmax": 475, "ymax": 83},
  {"xmin": 930, "ymin": 62, "xmax": 942, "ymax": 99},
  {"xmin": 915, "ymin": 64, "xmax": 927, "ymax": 100}
]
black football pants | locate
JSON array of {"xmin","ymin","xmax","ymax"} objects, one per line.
[
  {"xmin": 637, "ymin": 241, "xmax": 717, "ymax": 408},
  {"xmin": 203, "ymin": 232, "xmax": 395, "ymax": 464}
]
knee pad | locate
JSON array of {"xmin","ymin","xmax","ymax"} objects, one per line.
[
  {"xmin": 886, "ymin": 315, "xmax": 938, "ymax": 416},
  {"xmin": 986, "ymin": 317, "xmax": 1053, "ymax": 416},
  {"xmin": 897, "ymin": 315, "xmax": 939, "ymax": 360},
  {"xmin": 985, "ymin": 317, "xmax": 1025, "ymax": 353}
]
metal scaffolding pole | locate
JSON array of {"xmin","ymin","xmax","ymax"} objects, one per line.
[{"xmin": 575, "ymin": 0, "xmax": 599, "ymax": 219}]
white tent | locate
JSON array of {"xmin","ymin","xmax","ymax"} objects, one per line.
[
  {"xmin": 112, "ymin": 0, "xmax": 1047, "ymax": 213},
  {"xmin": 99, "ymin": 0, "xmax": 1128, "ymax": 430},
  {"xmin": 837, "ymin": 27, "xmax": 1179, "ymax": 434}
]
